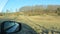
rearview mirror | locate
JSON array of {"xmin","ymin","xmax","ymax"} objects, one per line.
[{"xmin": 1, "ymin": 21, "xmax": 21, "ymax": 34}]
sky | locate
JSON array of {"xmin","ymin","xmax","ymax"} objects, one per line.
[{"xmin": 0, "ymin": 0, "xmax": 60, "ymax": 12}]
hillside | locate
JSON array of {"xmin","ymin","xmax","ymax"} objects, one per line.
[{"xmin": 0, "ymin": 5, "xmax": 60, "ymax": 34}]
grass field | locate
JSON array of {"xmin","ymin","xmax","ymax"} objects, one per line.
[{"xmin": 0, "ymin": 15, "xmax": 60, "ymax": 34}]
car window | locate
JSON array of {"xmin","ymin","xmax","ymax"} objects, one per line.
[{"xmin": 0, "ymin": 0, "xmax": 60, "ymax": 34}]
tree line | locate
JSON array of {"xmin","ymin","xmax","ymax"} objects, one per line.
[{"xmin": 0, "ymin": 5, "xmax": 60, "ymax": 16}]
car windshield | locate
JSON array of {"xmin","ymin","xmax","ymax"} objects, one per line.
[{"xmin": 0, "ymin": 0, "xmax": 60, "ymax": 34}]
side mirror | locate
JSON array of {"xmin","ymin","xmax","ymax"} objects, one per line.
[{"xmin": 1, "ymin": 21, "xmax": 21, "ymax": 34}]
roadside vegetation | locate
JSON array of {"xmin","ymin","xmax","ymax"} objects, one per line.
[{"xmin": 0, "ymin": 5, "xmax": 60, "ymax": 34}]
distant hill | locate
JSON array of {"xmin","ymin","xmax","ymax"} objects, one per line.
[
  {"xmin": 0, "ymin": 5, "xmax": 60, "ymax": 16},
  {"xmin": 18, "ymin": 5, "xmax": 60, "ymax": 16}
]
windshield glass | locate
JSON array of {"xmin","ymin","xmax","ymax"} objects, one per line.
[{"xmin": 0, "ymin": 0, "xmax": 60, "ymax": 34}]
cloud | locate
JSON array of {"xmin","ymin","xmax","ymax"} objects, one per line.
[{"xmin": 0, "ymin": 0, "xmax": 8, "ymax": 12}]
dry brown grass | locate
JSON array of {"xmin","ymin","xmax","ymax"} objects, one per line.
[{"xmin": 0, "ymin": 15, "xmax": 60, "ymax": 34}]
